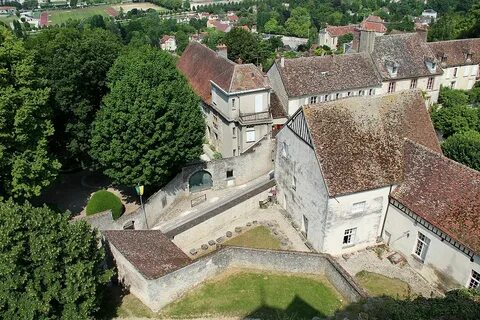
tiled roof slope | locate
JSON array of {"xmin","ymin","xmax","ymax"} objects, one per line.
[
  {"xmin": 428, "ymin": 38, "xmax": 480, "ymax": 68},
  {"xmin": 270, "ymin": 92, "xmax": 287, "ymax": 119},
  {"xmin": 275, "ymin": 53, "xmax": 381, "ymax": 97},
  {"xmin": 303, "ymin": 91, "xmax": 441, "ymax": 196},
  {"xmin": 372, "ymin": 33, "xmax": 442, "ymax": 80},
  {"xmin": 325, "ymin": 25, "xmax": 357, "ymax": 37},
  {"xmin": 392, "ymin": 140, "xmax": 480, "ymax": 253},
  {"xmin": 360, "ymin": 15, "xmax": 387, "ymax": 33},
  {"xmin": 177, "ymin": 43, "xmax": 268, "ymax": 103},
  {"xmin": 103, "ymin": 230, "xmax": 191, "ymax": 279}
]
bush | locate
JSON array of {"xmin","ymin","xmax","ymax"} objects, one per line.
[
  {"xmin": 431, "ymin": 105, "xmax": 479, "ymax": 137},
  {"xmin": 86, "ymin": 190, "xmax": 124, "ymax": 220},
  {"xmin": 442, "ymin": 130, "xmax": 480, "ymax": 171},
  {"xmin": 438, "ymin": 86, "xmax": 469, "ymax": 108}
]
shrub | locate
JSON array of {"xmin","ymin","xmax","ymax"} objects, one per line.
[{"xmin": 86, "ymin": 190, "xmax": 124, "ymax": 220}]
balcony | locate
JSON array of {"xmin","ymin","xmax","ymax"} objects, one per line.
[{"xmin": 239, "ymin": 111, "xmax": 271, "ymax": 124}]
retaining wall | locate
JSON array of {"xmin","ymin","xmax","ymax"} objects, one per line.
[{"xmin": 109, "ymin": 246, "xmax": 368, "ymax": 312}]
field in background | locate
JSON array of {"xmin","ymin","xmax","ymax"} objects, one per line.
[
  {"xmin": 0, "ymin": 16, "xmax": 17, "ymax": 27},
  {"xmin": 112, "ymin": 2, "xmax": 166, "ymax": 12},
  {"xmin": 45, "ymin": 6, "xmax": 116, "ymax": 25}
]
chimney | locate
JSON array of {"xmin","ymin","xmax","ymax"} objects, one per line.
[
  {"xmin": 358, "ymin": 30, "xmax": 375, "ymax": 54},
  {"xmin": 415, "ymin": 28, "xmax": 428, "ymax": 42},
  {"xmin": 280, "ymin": 57, "xmax": 285, "ymax": 68},
  {"xmin": 216, "ymin": 44, "xmax": 228, "ymax": 59}
]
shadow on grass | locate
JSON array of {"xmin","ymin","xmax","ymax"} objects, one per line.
[
  {"xmin": 96, "ymin": 282, "xmax": 128, "ymax": 320},
  {"xmin": 246, "ymin": 295, "xmax": 328, "ymax": 319}
]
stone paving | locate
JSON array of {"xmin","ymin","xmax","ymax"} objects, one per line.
[
  {"xmin": 171, "ymin": 206, "xmax": 311, "ymax": 258},
  {"xmin": 337, "ymin": 247, "xmax": 442, "ymax": 298}
]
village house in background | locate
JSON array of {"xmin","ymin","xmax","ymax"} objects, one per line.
[
  {"xmin": 428, "ymin": 38, "xmax": 480, "ymax": 90},
  {"xmin": 178, "ymin": 42, "xmax": 272, "ymax": 158},
  {"xmin": 384, "ymin": 140, "xmax": 480, "ymax": 290},
  {"xmin": 160, "ymin": 35, "xmax": 177, "ymax": 52},
  {"xmin": 274, "ymin": 91, "xmax": 440, "ymax": 254}
]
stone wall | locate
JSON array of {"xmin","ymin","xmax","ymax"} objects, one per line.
[
  {"xmin": 107, "ymin": 245, "xmax": 368, "ymax": 312},
  {"xmin": 84, "ymin": 138, "xmax": 273, "ymax": 231}
]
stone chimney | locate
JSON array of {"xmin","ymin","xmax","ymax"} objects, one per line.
[
  {"xmin": 415, "ymin": 28, "xmax": 428, "ymax": 42},
  {"xmin": 358, "ymin": 30, "xmax": 376, "ymax": 54},
  {"xmin": 216, "ymin": 44, "xmax": 228, "ymax": 59}
]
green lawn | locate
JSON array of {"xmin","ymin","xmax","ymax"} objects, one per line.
[
  {"xmin": 46, "ymin": 6, "xmax": 112, "ymax": 25},
  {"xmin": 224, "ymin": 226, "xmax": 282, "ymax": 250},
  {"xmin": 163, "ymin": 270, "xmax": 345, "ymax": 319},
  {"xmin": 0, "ymin": 16, "xmax": 17, "ymax": 27},
  {"xmin": 355, "ymin": 270, "xmax": 411, "ymax": 299}
]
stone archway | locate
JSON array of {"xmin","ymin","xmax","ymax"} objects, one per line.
[{"xmin": 189, "ymin": 170, "xmax": 213, "ymax": 193}]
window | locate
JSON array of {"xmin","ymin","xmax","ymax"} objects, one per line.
[
  {"xmin": 427, "ymin": 77, "xmax": 434, "ymax": 90},
  {"xmin": 233, "ymin": 149, "xmax": 236, "ymax": 156},
  {"xmin": 310, "ymin": 96, "xmax": 318, "ymax": 104},
  {"xmin": 231, "ymin": 98, "xmax": 236, "ymax": 110},
  {"xmin": 441, "ymin": 55, "xmax": 447, "ymax": 63},
  {"xmin": 388, "ymin": 81, "xmax": 396, "ymax": 93},
  {"xmin": 413, "ymin": 232, "xmax": 430, "ymax": 261},
  {"xmin": 324, "ymin": 94, "xmax": 329, "ymax": 101},
  {"xmin": 281, "ymin": 142, "xmax": 288, "ymax": 158},
  {"xmin": 466, "ymin": 53, "xmax": 473, "ymax": 61},
  {"xmin": 464, "ymin": 66, "xmax": 470, "ymax": 77},
  {"xmin": 471, "ymin": 65, "xmax": 478, "ymax": 76},
  {"xmin": 359, "ymin": 90, "xmax": 365, "ymax": 96},
  {"xmin": 410, "ymin": 79, "xmax": 417, "ymax": 89},
  {"xmin": 468, "ymin": 270, "xmax": 480, "ymax": 289},
  {"xmin": 226, "ymin": 169, "xmax": 234, "ymax": 178},
  {"xmin": 369, "ymin": 88, "xmax": 375, "ymax": 95},
  {"xmin": 453, "ymin": 68, "xmax": 458, "ymax": 77},
  {"xmin": 347, "ymin": 91, "xmax": 352, "ymax": 97},
  {"xmin": 352, "ymin": 201, "xmax": 366, "ymax": 214},
  {"xmin": 336, "ymin": 93, "xmax": 341, "ymax": 100},
  {"xmin": 232, "ymin": 127, "xmax": 236, "ymax": 137},
  {"xmin": 343, "ymin": 228, "xmax": 357, "ymax": 245},
  {"xmin": 246, "ymin": 129, "xmax": 255, "ymax": 142},
  {"xmin": 450, "ymin": 81, "xmax": 456, "ymax": 89}
]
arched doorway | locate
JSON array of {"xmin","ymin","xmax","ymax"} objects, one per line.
[{"xmin": 189, "ymin": 170, "xmax": 213, "ymax": 193}]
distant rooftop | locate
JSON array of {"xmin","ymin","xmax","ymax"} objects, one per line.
[{"xmin": 428, "ymin": 38, "xmax": 480, "ymax": 68}]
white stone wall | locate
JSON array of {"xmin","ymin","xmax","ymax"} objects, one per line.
[
  {"xmin": 439, "ymin": 65, "xmax": 478, "ymax": 90},
  {"xmin": 266, "ymin": 63, "xmax": 289, "ymax": 112},
  {"xmin": 322, "ymin": 186, "xmax": 391, "ymax": 255},
  {"xmin": 380, "ymin": 75, "xmax": 442, "ymax": 105},
  {"xmin": 274, "ymin": 127, "xmax": 329, "ymax": 251},
  {"xmin": 383, "ymin": 205, "xmax": 480, "ymax": 290}
]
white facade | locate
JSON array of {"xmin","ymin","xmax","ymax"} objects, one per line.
[
  {"xmin": 439, "ymin": 64, "xmax": 479, "ymax": 90},
  {"xmin": 160, "ymin": 37, "xmax": 177, "ymax": 52},
  {"xmin": 318, "ymin": 31, "xmax": 337, "ymax": 49},
  {"xmin": 383, "ymin": 203, "xmax": 480, "ymax": 290},
  {"xmin": 380, "ymin": 75, "xmax": 442, "ymax": 105}
]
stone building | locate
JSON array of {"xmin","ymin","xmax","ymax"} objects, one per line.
[
  {"xmin": 384, "ymin": 140, "xmax": 480, "ymax": 290},
  {"xmin": 367, "ymin": 33, "xmax": 443, "ymax": 105},
  {"xmin": 274, "ymin": 91, "xmax": 441, "ymax": 255},
  {"xmin": 178, "ymin": 42, "xmax": 271, "ymax": 158},
  {"xmin": 318, "ymin": 25, "xmax": 357, "ymax": 50},
  {"xmin": 428, "ymin": 38, "xmax": 480, "ymax": 91},
  {"xmin": 160, "ymin": 35, "xmax": 177, "ymax": 52},
  {"xmin": 267, "ymin": 53, "xmax": 382, "ymax": 117}
]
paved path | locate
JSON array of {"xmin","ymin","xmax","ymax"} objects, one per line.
[{"xmin": 157, "ymin": 177, "xmax": 275, "ymax": 237}]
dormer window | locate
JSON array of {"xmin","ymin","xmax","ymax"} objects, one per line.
[
  {"xmin": 425, "ymin": 58, "xmax": 437, "ymax": 73},
  {"xmin": 441, "ymin": 54, "xmax": 447, "ymax": 63},
  {"xmin": 465, "ymin": 52, "xmax": 473, "ymax": 62},
  {"xmin": 385, "ymin": 60, "xmax": 399, "ymax": 77}
]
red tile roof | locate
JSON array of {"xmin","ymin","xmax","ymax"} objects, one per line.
[
  {"xmin": 177, "ymin": 42, "xmax": 269, "ymax": 104},
  {"xmin": 325, "ymin": 25, "xmax": 357, "ymax": 37},
  {"xmin": 160, "ymin": 35, "xmax": 174, "ymax": 44},
  {"xmin": 103, "ymin": 230, "xmax": 191, "ymax": 279},
  {"xmin": 392, "ymin": 140, "xmax": 480, "ymax": 253},
  {"xmin": 428, "ymin": 38, "xmax": 480, "ymax": 68},
  {"xmin": 360, "ymin": 15, "xmax": 387, "ymax": 33},
  {"xmin": 303, "ymin": 91, "xmax": 441, "ymax": 196}
]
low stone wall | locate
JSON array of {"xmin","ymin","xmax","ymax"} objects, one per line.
[
  {"xmin": 84, "ymin": 138, "xmax": 273, "ymax": 231},
  {"xmin": 108, "ymin": 245, "xmax": 368, "ymax": 312}
]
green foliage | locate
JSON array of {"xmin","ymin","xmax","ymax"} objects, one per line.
[
  {"xmin": 0, "ymin": 200, "xmax": 112, "ymax": 319},
  {"xmin": 285, "ymin": 7, "xmax": 311, "ymax": 38},
  {"xmin": 28, "ymin": 27, "xmax": 122, "ymax": 166},
  {"xmin": 86, "ymin": 190, "xmax": 124, "ymax": 219},
  {"xmin": 438, "ymin": 86, "xmax": 470, "ymax": 108},
  {"xmin": 90, "ymin": 46, "xmax": 205, "ymax": 187},
  {"xmin": 337, "ymin": 33, "xmax": 353, "ymax": 50},
  {"xmin": 0, "ymin": 27, "xmax": 61, "ymax": 200},
  {"xmin": 176, "ymin": 30, "xmax": 188, "ymax": 54},
  {"xmin": 442, "ymin": 130, "xmax": 480, "ymax": 171},
  {"xmin": 431, "ymin": 105, "xmax": 479, "ymax": 137},
  {"xmin": 427, "ymin": 13, "xmax": 472, "ymax": 41},
  {"xmin": 213, "ymin": 152, "xmax": 222, "ymax": 160}
]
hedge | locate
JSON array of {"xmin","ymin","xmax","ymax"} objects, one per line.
[{"xmin": 86, "ymin": 190, "xmax": 124, "ymax": 220}]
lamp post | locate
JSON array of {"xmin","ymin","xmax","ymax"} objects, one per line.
[{"xmin": 135, "ymin": 185, "xmax": 149, "ymax": 229}]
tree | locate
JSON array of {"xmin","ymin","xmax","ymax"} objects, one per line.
[
  {"xmin": 90, "ymin": 46, "xmax": 205, "ymax": 187},
  {"xmin": 337, "ymin": 33, "xmax": 353, "ymax": 50},
  {"xmin": 0, "ymin": 200, "xmax": 111, "ymax": 319},
  {"xmin": 442, "ymin": 130, "xmax": 480, "ymax": 171},
  {"xmin": 223, "ymin": 27, "xmax": 273, "ymax": 67},
  {"xmin": 176, "ymin": 30, "xmax": 188, "ymax": 53},
  {"xmin": 285, "ymin": 7, "xmax": 311, "ymax": 38},
  {"xmin": 431, "ymin": 105, "xmax": 479, "ymax": 137},
  {"xmin": 0, "ymin": 27, "xmax": 60, "ymax": 200},
  {"xmin": 438, "ymin": 86, "xmax": 470, "ymax": 108},
  {"xmin": 28, "ymin": 27, "xmax": 122, "ymax": 167},
  {"xmin": 264, "ymin": 17, "xmax": 281, "ymax": 34}
]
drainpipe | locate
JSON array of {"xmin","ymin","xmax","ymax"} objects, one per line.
[{"xmin": 379, "ymin": 185, "xmax": 393, "ymax": 242}]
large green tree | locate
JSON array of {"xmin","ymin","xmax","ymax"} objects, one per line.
[
  {"xmin": 0, "ymin": 200, "xmax": 111, "ymax": 319},
  {"xmin": 442, "ymin": 130, "xmax": 480, "ymax": 171},
  {"xmin": 90, "ymin": 46, "xmax": 205, "ymax": 187},
  {"xmin": 285, "ymin": 7, "xmax": 311, "ymax": 38},
  {"xmin": 28, "ymin": 27, "xmax": 122, "ymax": 167},
  {"xmin": 0, "ymin": 27, "xmax": 60, "ymax": 200},
  {"xmin": 431, "ymin": 105, "xmax": 479, "ymax": 137}
]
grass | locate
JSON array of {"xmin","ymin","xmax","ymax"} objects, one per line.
[
  {"xmin": 46, "ymin": 6, "xmax": 112, "ymax": 25},
  {"xmin": 224, "ymin": 226, "xmax": 282, "ymax": 250},
  {"xmin": 355, "ymin": 270, "xmax": 411, "ymax": 299},
  {"xmin": 162, "ymin": 270, "xmax": 345, "ymax": 319},
  {"xmin": 86, "ymin": 190, "xmax": 123, "ymax": 220},
  {"xmin": 0, "ymin": 16, "xmax": 18, "ymax": 27}
]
